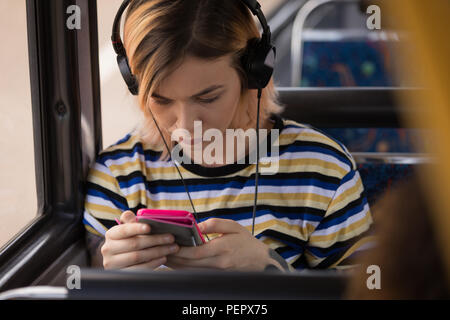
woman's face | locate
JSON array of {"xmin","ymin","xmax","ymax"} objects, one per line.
[{"xmin": 148, "ymin": 54, "xmax": 244, "ymax": 160}]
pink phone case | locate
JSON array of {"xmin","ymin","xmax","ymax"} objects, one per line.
[{"xmin": 136, "ymin": 209, "xmax": 205, "ymax": 246}]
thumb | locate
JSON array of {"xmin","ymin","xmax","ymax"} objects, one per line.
[{"xmin": 120, "ymin": 210, "xmax": 136, "ymax": 224}]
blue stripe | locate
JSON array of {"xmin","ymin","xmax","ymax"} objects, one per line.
[
  {"xmin": 143, "ymin": 177, "xmax": 337, "ymax": 194},
  {"xmin": 308, "ymin": 245, "xmax": 350, "ymax": 259},
  {"xmin": 83, "ymin": 218, "xmax": 106, "ymax": 235},
  {"xmin": 315, "ymin": 197, "xmax": 368, "ymax": 230},
  {"xmin": 83, "ymin": 218, "xmax": 95, "ymax": 230},
  {"xmin": 86, "ymin": 189, "xmax": 129, "ymax": 211},
  {"xmin": 112, "ymin": 134, "xmax": 132, "ymax": 146},
  {"xmin": 341, "ymin": 169, "xmax": 357, "ymax": 184},
  {"xmin": 279, "ymin": 249, "xmax": 302, "ymax": 260},
  {"xmin": 99, "ymin": 144, "xmax": 161, "ymax": 164},
  {"xmin": 118, "ymin": 175, "xmax": 146, "ymax": 189},
  {"xmin": 284, "ymin": 124, "xmax": 307, "ymax": 130},
  {"xmin": 202, "ymin": 209, "xmax": 323, "ymax": 223}
]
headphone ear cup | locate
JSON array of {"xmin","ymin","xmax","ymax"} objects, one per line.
[
  {"xmin": 117, "ymin": 54, "xmax": 139, "ymax": 95},
  {"xmin": 241, "ymin": 38, "xmax": 276, "ymax": 90}
]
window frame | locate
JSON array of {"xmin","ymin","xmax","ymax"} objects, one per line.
[{"xmin": 0, "ymin": 0, "xmax": 102, "ymax": 291}]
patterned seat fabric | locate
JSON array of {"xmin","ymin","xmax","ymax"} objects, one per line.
[{"xmin": 299, "ymin": 40, "xmax": 418, "ymax": 205}]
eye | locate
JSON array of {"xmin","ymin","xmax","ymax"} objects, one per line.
[
  {"xmin": 197, "ymin": 96, "xmax": 220, "ymax": 104},
  {"xmin": 154, "ymin": 98, "xmax": 172, "ymax": 106}
]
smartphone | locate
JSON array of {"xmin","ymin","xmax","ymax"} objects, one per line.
[{"xmin": 135, "ymin": 209, "xmax": 205, "ymax": 247}]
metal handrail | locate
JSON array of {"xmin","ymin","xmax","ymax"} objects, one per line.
[
  {"xmin": 352, "ymin": 152, "xmax": 433, "ymax": 165},
  {"xmin": 290, "ymin": 0, "xmax": 359, "ymax": 86},
  {"xmin": 0, "ymin": 286, "xmax": 68, "ymax": 300}
]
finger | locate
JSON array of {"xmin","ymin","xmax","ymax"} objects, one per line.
[
  {"xmin": 104, "ymin": 244, "xmax": 179, "ymax": 270},
  {"xmin": 198, "ymin": 218, "xmax": 242, "ymax": 235},
  {"xmin": 120, "ymin": 210, "xmax": 137, "ymax": 224},
  {"xmin": 104, "ymin": 233, "xmax": 175, "ymax": 255},
  {"xmin": 105, "ymin": 223, "xmax": 150, "ymax": 241},
  {"xmin": 122, "ymin": 256, "xmax": 167, "ymax": 271},
  {"xmin": 171, "ymin": 242, "xmax": 218, "ymax": 260}
]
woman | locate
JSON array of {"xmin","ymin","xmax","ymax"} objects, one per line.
[{"xmin": 84, "ymin": 0, "xmax": 374, "ymax": 271}]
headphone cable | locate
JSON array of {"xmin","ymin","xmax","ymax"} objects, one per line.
[
  {"xmin": 148, "ymin": 87, "xmax": 262, "ymax": 239},
  {"xmin": 147, "ymin": 106, "xmax": 210, "ymax": 241},
  {"xmin": 251, "ymin": 88, "xmax": 263, "ymax": 236}
]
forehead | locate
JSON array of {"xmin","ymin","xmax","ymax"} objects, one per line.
[{"xmin": 156, "ymin": 55, "xmax": 239, "ymax": 97}]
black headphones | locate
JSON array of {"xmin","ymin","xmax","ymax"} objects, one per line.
[{"xmin": 111, "ymin": 0, "xmax": 276, "ymax": 95}]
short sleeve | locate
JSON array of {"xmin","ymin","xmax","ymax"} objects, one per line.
[
  {"xmin": 303, "ymin": 169, "xmax": 375, "ymax": 269},
  {"xmin": 83, "ymin": 159, "xmax": 130, "ymax": 237}
]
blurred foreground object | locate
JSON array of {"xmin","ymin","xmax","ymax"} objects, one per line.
[
  {"xmin": 384, "ymin": 0, "xmax": 450, "ymax": 286},
  {"xmin": 345, "ymin": 173, "xmax": 449, "ymax": 299}
]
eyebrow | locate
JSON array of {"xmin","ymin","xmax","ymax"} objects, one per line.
[{"xmin": 151, "ymin": 85, "xmax": 225, "ymax": 100}]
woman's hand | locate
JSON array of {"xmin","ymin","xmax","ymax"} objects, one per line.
[
  {"xmin": 101, "ymin": 211, "xmax": 180, "ymax": 270},
  {"xmin": 165, "ymin": 218, "xmax": 287, "ymax": 271}
]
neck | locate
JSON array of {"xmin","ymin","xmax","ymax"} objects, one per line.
[{"xmin": 184, "ymin": 117, "xmax": 275, "ymax": 168}]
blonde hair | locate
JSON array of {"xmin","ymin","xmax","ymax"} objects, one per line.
[{"xmin": 123, "ymin": 0, "xmax": 284, "ymax": 159}]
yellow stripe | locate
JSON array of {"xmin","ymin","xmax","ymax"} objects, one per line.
[
  {"xmin": 85, "ymin": 225, "xmax": 103, "ymax": 237},
  {"xmin": 108, "ymin": 156, "xmax": 348, "ymax": 178},
  {"xmin": 326, "ymin": 181, "xmax": 365, "ymax": 217},
  {"xmin": 108, "ymin": 159, "xmax": 204, "ymax": 179},
  {"xmin": 279, "ymin": 158, "xmax": 348, "ymax": 176},
  {"xmin": 85, "ymin": 203, "xmax": 123, "ymax": 220},
  {"xmin": 125, "ymin": 190, "xmax": 331, "ymax": 212},
  {"xmin": 250, "ymin": 218, "xmax": 316, "ymax": 241},
  {"xmin": 283, "ymin": 120, "xmax": 310, "ymax": 129},
  {"xmin": 91, "ymin": 169, "xmax": 120, "ymax": 186},
  {"xmin": 101, "ymin": 134, "xmax": 140, "ymax": 152},
  {"xmin": 261, "ymin": 237, "xmax": 284, "ymax": 248},
  {"xmin": 304, "ymin": 251, "xmax": 326, "ymax": 267},
  {"xmin": 280, "ymin": 131, "xmax": 350, "ymax": 158}
]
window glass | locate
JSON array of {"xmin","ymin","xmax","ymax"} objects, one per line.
[
  {"xmin": 0, "ymin": 0, "xmax": 37, "ymax": 248},
  {"xmin": 98, "ymin": 0, "xmax": 146, "ymax": 149}
]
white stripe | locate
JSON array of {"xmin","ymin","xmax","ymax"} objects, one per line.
[
  {"xmin": 145, "ymin": 160, "xmax": 177, "ymax": 168},
  {"xmin": 119, "ymin": 182, "xmax": 147, "ymax": 197},
  {"xmin": 311, "ymin": 203, "xmax": 370, "ymax": 236},
  {"xmin": 281, "ymin": 127, "xmax": 308, "ymax": 135},
  {"xmin": 333, "ymin": 170, "xmax": 362, "ymax": 199},
  {"xmin": 236, "ymin": 212, "xmax": 320, "ymax": 230},
  {"xmin": 84, "ymin": 210, "xmax": 108, "ymax": 236},
  {"xmin": 86, "ymin": 194, "xmax": 120, "ymax": 209},
  {"xmin": 104, "ymin": 154, "xmax": 141, "ymax": 167},
  {"xmin": 286, "ymin": 254, "xmax": 301, "ymax": 263},
  {"xmin": 105, "ymin": 153, "xmax": 175, "ymax": 169},
  {"xmin": 92, "ymin": 162, "xmax": 112, "ymax": 175},
  {"xmin": 279, "ymin": 151, "xmax": 351, "ymax": 171}
]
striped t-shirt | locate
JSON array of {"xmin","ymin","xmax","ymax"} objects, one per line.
[{"xmin": 83, "ymin": 114, "xmax": 374, "ymax": 270}]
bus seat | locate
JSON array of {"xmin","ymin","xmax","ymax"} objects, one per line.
[{"xmin": 357, "ymin": 163, "xmax": 415, "ymax": 206}]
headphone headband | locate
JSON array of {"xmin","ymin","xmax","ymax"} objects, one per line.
[{"xmin": 112, "ymin": 0, "xmax": 275, "ymax": 94}]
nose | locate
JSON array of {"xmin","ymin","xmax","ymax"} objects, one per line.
[{"xmin": 175, "ymin": 103, "xmax": 200, "ymax": 135}]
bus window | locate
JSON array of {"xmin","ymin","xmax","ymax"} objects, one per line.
[{"xmin": 0, "ymin": 0, "xmax": 37, "ymax": 248}]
